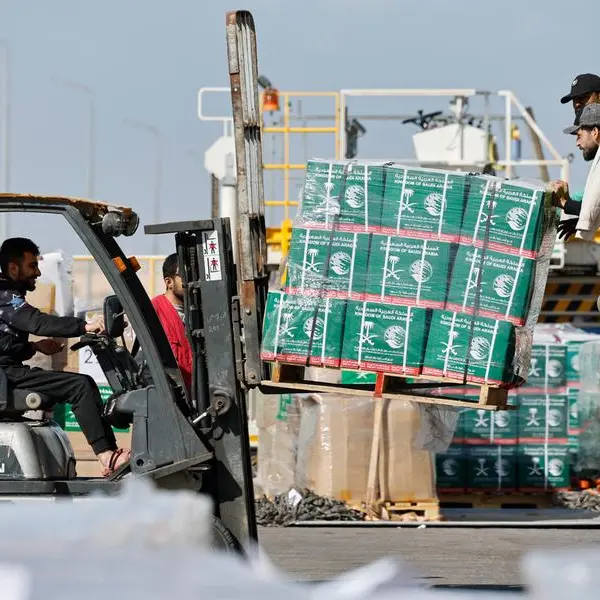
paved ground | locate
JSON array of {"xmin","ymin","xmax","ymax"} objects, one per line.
[{"xmin": 258, "ymin": 526, "xmax": 600, "ymax": 590}]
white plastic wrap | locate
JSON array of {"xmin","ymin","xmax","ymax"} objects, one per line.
[
  {"xmin": 0, "ymin": 478, "xmax": 213, "ymax": 552},
  {"xmin": 0, "ymin": 477, "xmax": 521, "ymax": 600},
  {"xmin": 574, "ymin": 340, "xmax": 600, "ymax": 475},
  {"xmin": 522, "ymin": 548, "xmax": 600, "ymax": 599}
]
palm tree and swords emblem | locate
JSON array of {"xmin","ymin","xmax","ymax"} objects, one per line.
[{"xmin": 311, "ymin": 180, "xmax": 341, "ymax": 218}]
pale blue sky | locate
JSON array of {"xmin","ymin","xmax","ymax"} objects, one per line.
[{"xmin": 0, "ymin": 0, "xmax": 595, "ymax": 256}]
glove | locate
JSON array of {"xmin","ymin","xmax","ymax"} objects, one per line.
[{"xmin": 557, "ymin": 218, "xmax": 578, "ymax": 240}]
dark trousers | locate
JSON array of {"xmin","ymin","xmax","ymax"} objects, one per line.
[{"xmin": 5, "ymin": 366, "xmax": 117, "ymax": 455}]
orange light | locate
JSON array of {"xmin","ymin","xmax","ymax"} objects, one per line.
[
  {"xmin": 128, "ymin": 256, "xmax": 141, "ymax": 273},
  {"xmin": 263, "ymin": 89, "xmax": 280, "ymax": 112},
  {"xmin": 113, "ymin": 257, "xmax": 127, "ymax": 273}
]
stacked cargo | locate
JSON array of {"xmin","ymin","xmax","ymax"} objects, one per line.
[
  {"xmin": 262, "ymin": 159, "xmax": 557, "ymax": 393},
  {"xmin": 435, "ymin": 325, "xmax": 600, "ymax": 493}
]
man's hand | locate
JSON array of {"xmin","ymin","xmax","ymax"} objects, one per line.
[
  {"xmin": 85, "ymin": 316, "xmax": 105, "ymax": 334},
  {"xmin": 557, "ymin": 218, "xmax": 578, "ymax": 240},
  {"xmin": 550, "ymin": 180, "xmax": 570, "ymax": 208},
  {"xmin": 33, "ymin": 339, "xmax": 65, "ymax": 356}
]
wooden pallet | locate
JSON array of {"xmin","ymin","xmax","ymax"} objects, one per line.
[
  {"xmin": 380, "ymin": 499, "xmax": 441, "ymax": 522},
  {"xmin": 261, "ymin": 362, "xmax": 511, "ymax": 411},
  {"xmin": 350, "ymin": 498, "xmax": 441, "ymax": 522},
  {"xmin": 439, "ymin": 492, "xmax": 554, "ymax": 510}
]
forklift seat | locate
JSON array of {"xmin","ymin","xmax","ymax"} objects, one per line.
[{"xmin": 0, "ymin": 368, "xmax": 54, "ymax": 416}]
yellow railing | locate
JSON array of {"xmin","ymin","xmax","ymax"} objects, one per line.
[{"xmin": 261, "ymin": 91, "xmax": 341, "ymax": 257}]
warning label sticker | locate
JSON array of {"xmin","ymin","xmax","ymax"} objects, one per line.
[{"xmin": 202, "ymin": 230, "xmax": 222, "ymax": 281}]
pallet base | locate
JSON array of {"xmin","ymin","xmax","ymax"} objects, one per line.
[
  {"xmin": 262, "ymin": 363, "xmax": 511, "ymax": 411},
  {"xmin": 439, "ymin": 492, "xmax": 554, "ymax": 510},
  {"xmin": 352, "ymin": 499, "xmax": 442, "ymax": 522}
]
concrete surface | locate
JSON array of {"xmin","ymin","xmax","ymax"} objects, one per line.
[{"xmin": 259, "ymin": 526, "xmax": 600, "ymax": 589}]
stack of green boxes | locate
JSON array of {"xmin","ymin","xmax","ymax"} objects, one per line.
[
  {"xmin": 262, "ymin": 159, "xmax": 555, "ymax": 389},
  {"xmin": 435, "ymin": 325, "xmax": 600, "ymax": 493}
]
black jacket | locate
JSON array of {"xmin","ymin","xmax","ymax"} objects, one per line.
[{"xmin": 0, "ymin": 278, "xmax": 87, "ymax": 367}]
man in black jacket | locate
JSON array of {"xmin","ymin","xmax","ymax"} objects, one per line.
[{"xmin": 0, "ymin": 237, "xmax": 130, "ymax": 477}]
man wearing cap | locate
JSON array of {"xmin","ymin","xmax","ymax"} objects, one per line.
[
  {"xmin": 552, "ymin": 103, "xmax": 600, "ymax": 240},
  {"xmin": 561, "ymin": 73, "xmax": 600, "ymax": 116},
  {"xmin": 552, "ymin": 74, "xmax": 600, "ymax": 230}
]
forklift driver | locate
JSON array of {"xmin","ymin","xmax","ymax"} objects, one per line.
[
  {"xmin": 0, "ymin": 237, "xmax": 131, "ymax": 477},
  {"xmin": 151, "ymin": 253, "xmax": 192, "ymax": 392}
]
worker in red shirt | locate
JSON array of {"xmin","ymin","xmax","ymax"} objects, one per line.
[{"xmin": 151, "ymin": 254, "xmax": 192, "ymax": 392}]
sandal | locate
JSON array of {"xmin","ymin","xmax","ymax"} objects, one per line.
[{"xmin": 101, "ymin": 448, "xmax": 131, "ymax": 479}]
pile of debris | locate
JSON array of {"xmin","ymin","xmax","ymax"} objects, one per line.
[
  {"xmin": 255, "ymin": 488, "xmax": 365, "ymax": 527},
  {"xmin": 553, "ymin": 489, "xmax": 600, "ymax": 512}
]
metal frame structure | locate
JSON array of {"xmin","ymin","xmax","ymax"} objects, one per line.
[
  {"xmin": 337, "ymin": 88, "xmax": 569, "ymax": 179},
  {"xmin": 198, "ymin": 86, "xmax": 571, "ymax": 262}
]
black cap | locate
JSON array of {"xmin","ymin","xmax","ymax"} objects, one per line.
[{"xmin": 561, "ymin": 73, "xmax": 600, "ymax": 104}]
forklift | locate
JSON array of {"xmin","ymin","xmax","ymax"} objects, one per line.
[{"xmin": 0, "ymin": 11, "xmax": 266, "ymax": 555}]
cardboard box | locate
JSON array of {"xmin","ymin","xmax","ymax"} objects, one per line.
[
  {"xmin": 299, "ymin": 160, "xmax": 385, "ymax": 231},
  {"xmin": 296, "ymin": 395, "xmax": 374, "ymax": 504},
  {"xmin": 422, "ymin": 310, "xmax": 516, "ymax": 386},
  {"xmin": 256, "ymin": 393, "xmax": 301, "ymax": 497},
  {"xmin": 341, "ymin": 302, "xmax": 429, "ymax": 375},
  {"xmin": 519, "ymin": 344, "xmax": 567, "ymax": 393},
  {"xmin": 568, "ymin": 388, "xmax": 580, "ymax": 437},
  {"xmin": 462, "ymin": 408, "xmax": 517, "ymax": 445},
  {"xmin": 517, "ymin": 395, "xmax": 568, "ymax": 444},
  {"xmin": 435, "ymin": 445, "xmax": 467, "ymax": 493},
  {"xmin": 378, "ymin": 399, "xmax": 436, "ymax": 501},
  {"xmin": 517, "ymin": 444, "xmax": 570, "ymax": 491},
  {"xmin": 364, "ymin": 235, "xmax": 453, "ymax": 308},
  {"xmin": 379, "ymin": 166, "xmax": 468, "ymax": 241},
  {"xmin": 460, "ymin": 176, "xmax": 547, "ymax": 258},
  {"xmin": 286, "ymin": 228, "xmax": 371, "ymax": 298},
  {"xmin": 467, "ymin": 445, "xmax": 517, "ymax": 492},
  {"xmin": 446, "ymin": 245, "xmax": 534, "ymax": 326},
  {"xmin": 261, "ymin": 292, "xmax": 347, "ymax": 368}
]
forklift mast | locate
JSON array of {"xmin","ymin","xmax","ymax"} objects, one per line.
[
  {"xmin": 143, "ymin": 10, "xmax": 269, "ymax": 547},
  {"xmin": 226, "ymin": 10, "xmax": 269, "ymax": 388}
]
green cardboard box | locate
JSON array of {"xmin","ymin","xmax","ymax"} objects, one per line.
[
  {"xmin": 378, "ymin": 166, "xmax": 468, "ymax": 241},
  {"xmin": 422, "ymin": 310, "xmax": 516, "ymax": 386},
  {"xmin": 517, "ymin": 444, "xmax": 570, "ymax": 491},
  {"xmin": 446, "ymin": 245, "xmax": 534, "ymax": 326},
  {"xmin": 467, "ymin": 445, "xmax": 517, "ymax": 492},
  {"xmin": 261, "ymin": 291, "xmax": 347, "ymax": 368},
  {"xmin": 568, "ymin": 388, "xmax": 580, "ymax": 437},
  {"xmin": 286, "ymin": 227, "xmax": 371, "ymax": 299},
  {"xmin": 520, "ymin": 344, "xmax": 567, "ymax": 392},
  {"xmin": 460, "ymin": 176, "xmax": 548, "ymax": 258},
  {"xmin": 299, "ymin": 160, "xmax": 385, "ymax": 231},
  {"xmin": 435, "ymin": 445, "xmax": 467, "ymax": 493},
  {"xmin": 517, "ymin": 394, "xmax": 569, "ymax": 444},
  {"xmin": 340, "ymin": 301, "xmax": 429, "ymax": 375},
  {"xmin": 364, "ymin": 235, "xmax": 453, "ymax": 308},
  {"xmin": 340, "ymin": 370, "xmax": 376, "ymax": 384},
  {"xmin": 462, "ymin": 408, "xmax": 517, "ymax": 445}
]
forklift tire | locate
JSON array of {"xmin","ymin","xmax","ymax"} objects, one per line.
[{"xmin": 211, "ymin": 516, "xmax": 242, "ymax": 554}]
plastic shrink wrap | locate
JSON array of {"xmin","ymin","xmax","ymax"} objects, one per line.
[
  {"xmin": 262, "ymin": 159, "xmax": 558, "ymax": 392},
  {"xmin": 255, "ymin": 390, "xmax": 435, "ymax": 504}
]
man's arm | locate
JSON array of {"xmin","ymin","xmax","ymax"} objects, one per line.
[
  {"xmin": 564, "ymin": 195, "xmax": 582, "ymax": 216},
  {"xmin": 4, "ymin": 297, "xmax": 87, "ymax": 338}
]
